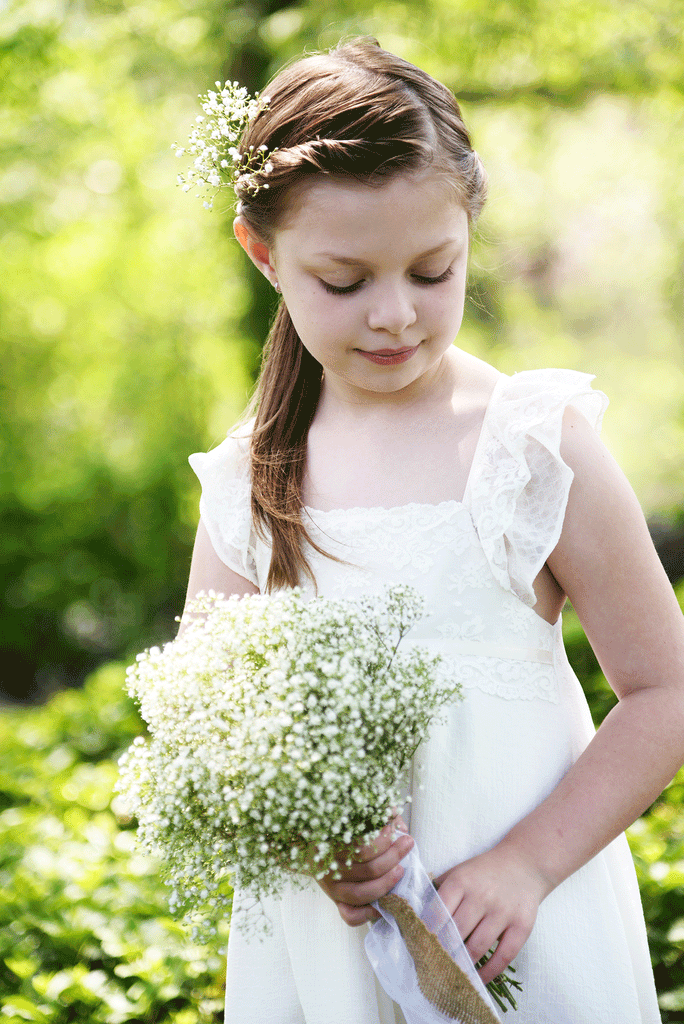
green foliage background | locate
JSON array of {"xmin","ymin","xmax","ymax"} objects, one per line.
[{"xmin": 2, "ymin": 0, "xmax": 684, "ymax": 1019}]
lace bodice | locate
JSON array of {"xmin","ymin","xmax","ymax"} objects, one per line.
[
  {"xmin": 300, "ymin": 499, "xmax": 561, "ymax": 704},
  {"xmin": 189, "ymin": 366, "xmax": 606, "ymax": 602}
]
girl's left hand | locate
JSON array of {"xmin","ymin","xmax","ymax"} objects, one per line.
[{"xmin": 433, "ymin": 842, "xmax": 553, "ymax": 985}]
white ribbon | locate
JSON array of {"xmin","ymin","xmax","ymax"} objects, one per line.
[{"xmin": 364, "ymin": 842, "xmax": 502, "ymax": 1023}]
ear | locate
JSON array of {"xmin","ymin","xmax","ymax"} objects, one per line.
[{"xmin": 233, "ymin": 216, "xmax": 278, "ymax": 288}]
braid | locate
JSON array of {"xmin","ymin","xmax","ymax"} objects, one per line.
[{"xmin": 235, "ymin": 135, "xmax": 435, "ymax": 201}]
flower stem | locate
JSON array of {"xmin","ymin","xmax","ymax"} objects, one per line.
[{"xmin": 477, "ymin": 952, "xmax": 523, "ymax": 1013}]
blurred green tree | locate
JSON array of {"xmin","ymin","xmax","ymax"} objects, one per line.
[
  {"xmin": 2, "ymin": 0, "xmax": 684, "ymax": 703},
  {"xmin": 0, "ymin": 0, "xmax": 289, "ymax": 699}
]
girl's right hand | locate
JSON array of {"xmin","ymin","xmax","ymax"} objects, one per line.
[{"xmin": 316, "ymin": 816, "xmax": 414, "ymax": 926}]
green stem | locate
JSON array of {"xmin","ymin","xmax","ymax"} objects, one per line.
[{"xmin": 477, "ymin": 953, "xmax": 523, "ymax": 1013}]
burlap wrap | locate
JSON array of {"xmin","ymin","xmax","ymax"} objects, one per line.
[{"xmin": 365, "ymin": 843, "xmax": 502, "ymax": 1024}]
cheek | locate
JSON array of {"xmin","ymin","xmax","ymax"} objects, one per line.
[
  {"xmin": 432, "ymin": 286, "xmax": 466, "ymax": 327},
  {"xmin": 446, "ymin": 269, "xmax": 468, "ymax": 317},
  {"xmin": 426, "ymin": 284, "xmax": 466, "ymax": 341},
  {"xmin": 283, "ymin": 292, "xmax": 343, "ymax": 356},
  {"xmin": 290, "ymin": 289, "xmax": 354, "ymax": 335}
]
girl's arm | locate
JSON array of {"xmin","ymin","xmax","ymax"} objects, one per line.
[
  {"xmin": 320, "ymin": 408, "xmax": 684, "ymax": 983},
  {"xmin": 180, "ymin": 518, "xmax": 259, "ymax": 631},
  {"xmin": 434, "ymin": 407, "xmax": 684, "ymax": 982}
]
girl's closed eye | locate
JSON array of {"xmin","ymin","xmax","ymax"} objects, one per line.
[
  {"xmin": 321, "ymin": 265, "xmax": 454, "ymax": 296},
  {"xmin": 414, "ymin": 266, "xmax": 454, "ymax": 286}
]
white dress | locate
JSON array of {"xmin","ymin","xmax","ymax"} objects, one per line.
[{"xmin": 189, "ymin": 369, "xmax": 662, "ymax": 1024}]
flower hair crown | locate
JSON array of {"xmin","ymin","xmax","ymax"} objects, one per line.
[{"xmin": 173, "ymin": 81, "xmax": 273, "ymax": 210}]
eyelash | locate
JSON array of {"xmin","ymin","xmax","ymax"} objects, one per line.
[{"xmin": 321, "ymin": 265, "xmax": 454, "ymax": 296}]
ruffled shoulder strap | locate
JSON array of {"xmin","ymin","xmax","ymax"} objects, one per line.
[
  {"xmin": 463, "ymin": 369, "xmax": 608, "ymax": 607},
  {"xmin": 188, "ymin": 420, "xmax": 258, "ymax": 586}
]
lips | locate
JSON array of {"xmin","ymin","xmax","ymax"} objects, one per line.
[
  {"xmin": 371, "ymin": 348, "xmax": 413, "ymax": 355},
  {"xmin": 356, "ymin": 345, "xmax": 419, "ymax": 365}
]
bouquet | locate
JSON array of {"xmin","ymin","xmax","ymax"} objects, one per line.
[
  {"xmin": 117, "ymin": 586, "xmax": 450, "ymax": 924},
  {"xmin": 117, "ymin": 585, "xmax": 518, "ymax": 1023}
]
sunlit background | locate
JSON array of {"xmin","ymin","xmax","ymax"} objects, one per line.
[{"xmin": 1, "ymin": 1, "xmax": 683, "ymax": 1020}]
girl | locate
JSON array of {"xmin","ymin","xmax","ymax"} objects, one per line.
[{"xmin": 183, "ymin": 37, "xmax": 684, "ymax": 1024}]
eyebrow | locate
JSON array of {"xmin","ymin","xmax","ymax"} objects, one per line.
[{"xmin": 313, "ymin": 239, "xmax": 461, "ymax": 266}]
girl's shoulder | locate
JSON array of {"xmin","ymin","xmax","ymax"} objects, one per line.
[
  {"xmin": 188, "ymin": 417, "xmax": 255, "ymax": 483},
  {"xmin": 451, "ymin": 353, "xmax": 608, "ymax": 456},
  {"xmin": 188, "ymin": 418, "xmax": 256, "ymax": 536},
  {"xmin": 487, "ymin": 366, "xmax": 607, "ymax": 418}
]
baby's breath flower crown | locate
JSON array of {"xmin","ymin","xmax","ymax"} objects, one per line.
[{"xmin": 173, "ymin": 81, "xmax": 274, "ymax": 210}]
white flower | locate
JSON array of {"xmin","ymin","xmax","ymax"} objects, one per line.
[
  {"xmin": 116, "ymin": 585, "xmax": 457, "ymax": 941},
  {"xmin": 174, "ymin": 81, "xmax": 274, "ymax": 210}
]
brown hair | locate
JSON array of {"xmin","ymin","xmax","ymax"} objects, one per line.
[{"xmin": 236, "ymin": 37, "xmax": 487, "ymax": 591}]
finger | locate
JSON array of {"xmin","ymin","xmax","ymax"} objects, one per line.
[
  {"xmin": 477, "ymin": 924, "xmax": 530, "ymax": 985},
  {"xmin": 336, "ymin": 901, "xmax": 382, "ymax": 927},
  {"xmin": 430, "ymin": 871, "xmax": 464, "ymax": 918},
  {"xmin": 463, "ymin": 914, "xmax": 506, "ymax": 968},
  {"xmin": 349, "ymin": 810, "xmax": 409, "ymax": 862},
  {"xmin": 353, "ymin": 820, "xmax": 410, "ymax": 863},
  {"xmin": 340, "ymin": 832, "xmax": 414, "ymax": 882},
  {"xmin": 328, "ymin": 862, "xmax": 405, "ymax": 907},
  {"xmin": 351, "ymin": 821, "xmax": 394, "ymax": 862},
  {"xmin": 451, "ymin": 896, "xmax": 489, "ymax": 948}
]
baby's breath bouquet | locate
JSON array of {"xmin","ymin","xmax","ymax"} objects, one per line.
[{"xmin": 116, "ymin": 585, "xmax": 455, "ymax": 937}]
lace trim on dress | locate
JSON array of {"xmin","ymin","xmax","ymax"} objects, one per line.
[
  {"xmin": 442, "ymin": 654, "xmax": 560, "ymax": 703},
  {"xmin": 404, "ymin": 636, "xmax": 559, "ymax": 702},
  {"xmin": 463, "ymin": 369, "xmax": 608, "ymax": 608},
  {"xmin": 305, "ymin": 503, "xmax": 478, "ymax": 574}
]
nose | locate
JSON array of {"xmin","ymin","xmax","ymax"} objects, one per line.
[{"xmin": 366, "ymin": 280, "xmax": 418, "ymax": 336}]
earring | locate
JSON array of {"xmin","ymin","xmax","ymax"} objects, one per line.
[{"xmin": 273, "ymin": 280, "xmax": 280, "ymax": 293}]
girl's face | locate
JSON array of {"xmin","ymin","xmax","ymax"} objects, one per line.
[{"xmin": 237, "ymin": 171, "xmax": 470, "ymax": 404}]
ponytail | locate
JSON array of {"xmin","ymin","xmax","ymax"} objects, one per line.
[{"xmin": 248, "ymin": 304, "xmax": 338, "ymax": 591}]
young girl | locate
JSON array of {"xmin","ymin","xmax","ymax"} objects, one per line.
[{"xmin": 183, "ymin": 37, "xmax": 684, "ymax": 1024}]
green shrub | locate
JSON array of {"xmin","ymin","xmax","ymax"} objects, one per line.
[
  {"xmin": 1, "ymin": 635, "xmax": 683, "ymax": 1021},
  {"xmin": 0, "ymin": 664, "xmax": 228, "ymax": 1023},
  {"xmin": 628, "ymin": 780, "xmax": 684, "ymax": 1020}
]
